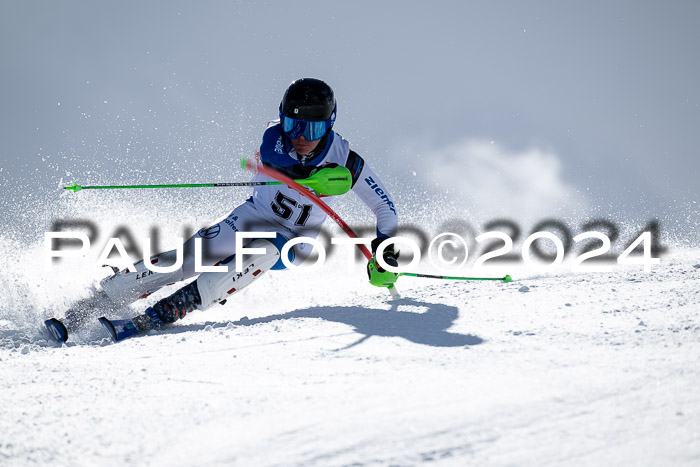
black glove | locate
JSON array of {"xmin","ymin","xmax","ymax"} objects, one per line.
[{"xmin": 370, "ymin": 238, "xmax": 399, "ymax": 272}]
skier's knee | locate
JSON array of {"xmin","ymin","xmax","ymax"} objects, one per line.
[
  {"xmin": 100, "ymin": 249, "xmax": 184, "ymax": 305},
  {"xmin": 196, "ymin": 238, "xmax": 281, "ymax": 310}
]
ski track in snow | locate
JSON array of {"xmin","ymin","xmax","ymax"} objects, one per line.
[{"xmin": 1, "ymin": 250, "xmax": 699, "ymax": 466}]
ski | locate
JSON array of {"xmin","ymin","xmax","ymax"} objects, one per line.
[
  {"xmin": 44, "ymin": 318, "xmax": 68, "ymax": 343},
  {"xmin": 98, "ymin": 316, "xmax": 144, "ymax": 342},
  {"xmin": 43, "ymin": 285, "xmax": 121, "ymax": 343}
]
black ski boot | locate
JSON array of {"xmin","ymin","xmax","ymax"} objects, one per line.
[
  {"xmin": 99, "ymin": 281, "xmax": 202, "ymax": 342},
  {"xmin": 140, "ymin": 281, "xmax": 203, "ymax": 328}
]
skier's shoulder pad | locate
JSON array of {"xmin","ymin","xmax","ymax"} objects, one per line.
[
  {"xmin": 345, "ymin": 149, "xmax": 365, "ymax": 188},
  {"xmin": 259, "ymin": 121, "xmax": 294, "ymax": 167}
]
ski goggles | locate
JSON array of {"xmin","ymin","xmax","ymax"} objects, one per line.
[{"xmin": 280, "ymin": 113, "xmax": 335, "ymax": 141}]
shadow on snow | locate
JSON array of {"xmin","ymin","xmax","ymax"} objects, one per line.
[{"xmin": 170, "ymin": 297, "xmax": 484, "ymax": 349}]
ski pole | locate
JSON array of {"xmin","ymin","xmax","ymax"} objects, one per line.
[
  {"xmin": 399, "ymin": 273, "xmax": 512, "ymax": 282},
  {"xmin": 63, "ymin": 166, "xmax": 352, "ymax": 196},
  {"xmin": 64, "ymin": 182, "xmax": 282, "ymax": 192}
]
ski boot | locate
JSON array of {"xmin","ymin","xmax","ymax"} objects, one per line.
[{"xmin": 99, "ymin": 281, "xmax": 202, "ymax": 342}]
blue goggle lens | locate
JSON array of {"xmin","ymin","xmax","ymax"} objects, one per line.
[{"xmin": 281, "ymin": 115, "xmax": 334, "ymax": 141}]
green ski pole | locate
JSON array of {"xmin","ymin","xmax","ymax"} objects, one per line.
[
  {"xmin": 399, "ymin": 272, "xmax": 512, "ymax": 282},
  {"xmin": 63, "ymin": 181, "xmax": 284, "ymax": 192},
  {"xmin": 64, "ymin": 165, "xmax": 353, "ymax": 196}
]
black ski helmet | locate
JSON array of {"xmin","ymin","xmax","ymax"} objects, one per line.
[{"xmin": 280, "ymin": 78, "xmax": 336, "ymax": 122}]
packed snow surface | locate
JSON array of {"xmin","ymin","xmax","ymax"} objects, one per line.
[{"xmin": 1, "ymin": 246, "xmax": 699, "ymax": 466}]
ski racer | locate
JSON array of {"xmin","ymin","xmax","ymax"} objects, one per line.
[{"xmin": 46, "ymin": 78, "xmax": 400, "ymax": 342}]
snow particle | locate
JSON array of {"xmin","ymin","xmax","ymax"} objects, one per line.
[{"xmin": 518, "ymin": 286, "xmax": 530, "ymax": 293}]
